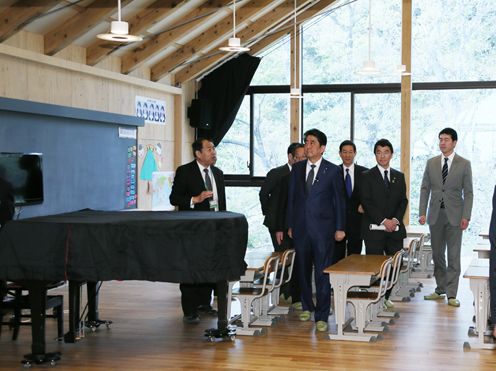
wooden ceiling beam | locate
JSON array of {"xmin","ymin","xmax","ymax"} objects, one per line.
[
  {"xmin": 172, "ymin": 0, "xmax": 299, "ymax": 83},
  {"xmin": 249, "ymin": 0, "xmax": 336, "ymax": 55},
  {"xmin": 120, "ymin": 0, "xmax": 231, "ymax": 74},
  {"xmin": 44, "ymin": 0, "xmax": 134, "ymax": 56},
  {"xmin": 173, "ymin": 0, "xmax": 337, "ymax": 83},
  {"xmin": 86, "ymin": 0, "xmax": 187, "ymax": 67},
  {"xmin": 150, "ymin": 0, "xmax": 276, "ymax": 82},
  {"xmin": 0, "ymin": 0, "xmax": 59, "ymax": 43}
]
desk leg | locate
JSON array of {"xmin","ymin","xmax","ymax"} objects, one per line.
[
  {"xmin": 464, "ymin": 278, "xmax": 496, "ymax": 350},
  {"xmin": 22, "ymin": 281, "xmax": 61, "ymax": 366},
  {"xmin": 329, "ymin": 275, "xmax": 348, "ymax": 337}
]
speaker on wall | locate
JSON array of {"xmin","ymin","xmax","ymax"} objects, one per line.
[{"xmin": 188, "ymin": 99, "xmax": 212, "ymax": 129}]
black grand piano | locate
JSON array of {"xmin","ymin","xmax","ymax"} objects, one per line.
[{"xmin": 0, "ymin": 209, "xmax": 248, "ymax": 365}]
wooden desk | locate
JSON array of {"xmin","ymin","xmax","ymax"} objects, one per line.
[
  {"xmin": 324, "ymin": 255, "xmax": 389, "ymax": 342},
  {"xmin": 463, "ymin": 264, "xmax": 495, "ymax": 350},
  {"xmin": 474, "ymin": 243, "xmax": 490, "ymax": 259}
]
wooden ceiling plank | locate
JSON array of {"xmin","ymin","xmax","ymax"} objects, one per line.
[
  {"xmin": 120, "ymin": 0, "xmax": 231, "ymax": 74},
  {"xmin": 86, "ymin": 0, "xmax": 188, "ymax": 67},
  {"xmin": 173, "ymin": 0, "xmax": 337, "ymax": 83},
  {"xmin": 44, "ymin": 0, "xmax": 134, "ymax": 56},
  {"xmin": 0, "ymin": 0, "xmax": 59, "ymax": 43},
  {"xmin": 151, "ymin": 0, "xmax": 275, "ymax": 81}
]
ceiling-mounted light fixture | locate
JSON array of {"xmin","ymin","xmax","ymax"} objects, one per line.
[
  {"xmin": 97, "ymin": 0, "xmax": 142, "ymax": 42},
  {"xmin": 290, "ymin": 0, "xmax": 302, "ymax": 99},
  {"xmin": 219, "ymin": 0, "xmax": 249, "ymax": 52},
  {"xmin": 357, "ymin": 0, "xmax": 380, "ymax": 75}
]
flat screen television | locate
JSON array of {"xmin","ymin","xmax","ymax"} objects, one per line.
[{"xmin": 0, "ymin": 153, "xmax": 44, "ymax": 206}]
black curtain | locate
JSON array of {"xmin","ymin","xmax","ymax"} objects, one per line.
[{"xmin": 197, "ymin": 53, "xmax": 260, "ymax": 145}]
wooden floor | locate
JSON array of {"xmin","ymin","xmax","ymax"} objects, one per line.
[{"xmin": 1, "ymin": 263, "xmax": 495, "ymax": 370}]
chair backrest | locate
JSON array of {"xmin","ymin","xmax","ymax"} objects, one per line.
[
  {"xmin": 256, "ymin": 255, "xmax": 280, "ymax": 298},
  {"xmin": 280, "ymin": 249, "xmax": 296, "ymax": 286},
  {"xmin": 388, "ymin": 249, "xmax": 406, "ymax": 289},
  {"xmin": 402, "ymin": 238, "xmax": 419, "ymax": 273},
  {"xmin": 374, "ymin": 258, "xmax": 393, "ymax": 303}
]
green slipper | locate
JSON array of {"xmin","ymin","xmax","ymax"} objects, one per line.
[
  {"xmin": 316, "ymin": 321, "xmax": 328, "ymax": 332},
  {"xmin": 448, "ymin": 298, "xmax": 460, "ymax": 307},
  {"xmin": 292, "ymin": 302, "xmax": 303, "ymax": 310},
  {"xmin": 299, "ymin": 310, "xmax": 311, "ymax": 321},
  {"xmin": 424, "ymin": 292, "xmax": 445, "ymax": 300}
]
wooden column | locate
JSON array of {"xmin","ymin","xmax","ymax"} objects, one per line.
[
  {"xmin": 290, "ymin": 25, "xmax": 301, "ymax": 142},
  {"xmin": 401, "ymin": 0, "xmax": 412, "ymax": 224}
]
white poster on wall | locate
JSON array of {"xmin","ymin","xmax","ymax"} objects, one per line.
[{"xmin": 135, "ymin": 96, "xmax": 166, "ymax": 124}]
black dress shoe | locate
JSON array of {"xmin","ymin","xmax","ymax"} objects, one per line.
[
  {"xmin": 197, "ymin": 305, "xmax": 218, "ymax": 316},
  {"xmin": 183, "ymin": 314, "xmax": 200, "ymax": 324}
]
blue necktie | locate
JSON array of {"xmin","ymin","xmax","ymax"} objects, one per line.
[
  {"xmin": 306, "ymin": 165, "xmax": 316, "ymax": 194},
  {"xmin": 345, "ymin": 168, "xmax": 352, "ymax": 198}
]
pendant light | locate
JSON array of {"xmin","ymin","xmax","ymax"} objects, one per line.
[
  {"xmin": 219, "ymin": 0, "xmax": 250, "ymax": 52},
  {"xmin": 97, "ymin": 0, "xmax": 142, "ymax": 42},
  {"xmin": 357, "ymin": 0, "xmax": 379, "ymax": 75},
  {"xmin": 290, "ymin": 0, "xmax": 302, "ymax": 99}
]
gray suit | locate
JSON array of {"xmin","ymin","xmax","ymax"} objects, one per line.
[{"xmin": 419, "ymin": 153, "xmax": 473, "ymax": 298}]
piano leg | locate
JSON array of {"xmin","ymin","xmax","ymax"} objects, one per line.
[
  {"xmin": 204, "ymin": 281, "xmax": 235, "ymax": 341},
  {"xmin": 22, "ymin": 280, "xmax": 61, "ymax": 366},
  {"xmin": 85, "ymin": 282, "xmax": 112, "ymax": 331},
  {"xmin": 64, "ymin": 281, "xmax": 81, "ymax": 343}
]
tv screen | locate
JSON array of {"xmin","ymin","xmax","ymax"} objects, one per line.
[{"xmin": 0, "ymin": 153, "xmax": 44, "ymax": 206}]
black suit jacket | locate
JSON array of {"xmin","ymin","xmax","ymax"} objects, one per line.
[
  {"xmin": 169, "ymin": 160, "xmax": 226, "ymax": 211},
  {"xmin": 360, "ymin": 166, "xmax": 408, "ymax": 240},
  {"xmin": 259, "ymin": 164, "xmax": 290, "ymax": 230},
  {"xmin": 340, "ymin": 164, "xmax": 368, "ymax": 236}
]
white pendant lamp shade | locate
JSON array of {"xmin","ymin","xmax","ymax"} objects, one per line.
[
  {"xmin": 357, "ymin": 59, "xmax": 380, "ymax": 75},
  {"xmin": 219, "ymin": 37, "xmax": 249, "ymax": 52},
  {"xmin": 97, "ymin": 0, "xmax": 142, "ymax": 42},
  {"xmin": 219, "ymin": 0, "xmax": 249, "ymax": 52}
]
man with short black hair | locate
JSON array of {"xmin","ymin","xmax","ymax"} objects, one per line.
[
  {"xmin": 334, "ymin": 140, "xmax": 368, "ymax": 262},
  {"xmin": 360, "ymin": 139, "xmax": 408, "ymax": 309},
  {"xmin": 419, "ymin": 127, "xmax": 473, "ymax": 307},
  {"xmin": 287, "ymin": 128, "xmax": 346, "ymax": 332},
  {"xmin": 170, "ymin": 138, "xmax": 226, "ymax": 323}
]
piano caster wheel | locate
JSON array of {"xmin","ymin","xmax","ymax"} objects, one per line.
[
  {"xmin": 22, "ymin": 352, "xmax": 61, "ymax": 367},
  {"xmin": 22, "ymin": 361, "xmax": 31, "ymax": 368},
  {"xmin": 204, "ymin": 326, "xmax": 236, "ymax": 342}
]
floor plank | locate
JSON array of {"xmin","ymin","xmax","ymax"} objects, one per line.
[{"xmin": 1, "ymin": 263, "xmax": 495, "ymax": 370}]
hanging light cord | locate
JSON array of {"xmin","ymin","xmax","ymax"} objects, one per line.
[
  {"xmin": 232, "ymin": 0, "xmax": 237, "ymax": 38},
  {"xmin": 367, "ymin": 0, "xmax": 372, "ymax": 61}
]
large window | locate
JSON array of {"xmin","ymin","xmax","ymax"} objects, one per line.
[
  {"xmin": 302, "ymin": 0, "xmax": 401, "ymax": 84},
  {"xmin": 303, "ymin": 93, "xmax": 351, "ymax": 164},
  {"xmin": 412, "ymin": 1, "xmax": 496, "ymax": 82},
  {"xmin": 354, "ymin": 93, "xmax": 401, "ymax": 169}
]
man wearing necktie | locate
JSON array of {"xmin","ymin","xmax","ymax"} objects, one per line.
[
  {"xmin": 360, "ymin": 139, "xmax": 408, "ymax": 308},
  {"xmin": 170, "ymin": 138, "xmax": 226, "ymax": 323},
  {"xmin": 334, "ymin": 140, "xmax": 368, "ymax": 263},
  {"xmin": 419, "ymin": 128, "xmax": 473, "ymax": 307},
  {"xmin": 287, "ymin": 129, "xmax": 346, "ymax": 332}
]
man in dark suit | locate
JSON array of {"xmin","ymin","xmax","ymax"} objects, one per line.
[
  {"xmin": 333, "ymin": 140, "xmax": 368, "ymax": 263},
  {"xmin": 360, "ymin": 139, "xmax": 408, "ymax": 309},
  {"xmin": 169, "ymin": 138, "xmax": 226, "ymax": 324},
  {"xmin": 259, "ymin": 142, "xmax": 305, "ymax": 305},
  {"xmin": 287, "ymin": 128, "xmax": 346, "ymax": 332}
]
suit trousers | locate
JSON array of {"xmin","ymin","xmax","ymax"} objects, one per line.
[
  {"xmin": 179, "ymin": 283, "xmax": 215, "ymax": 316},
  {"xmin": 269, "ymin": 229, "xmax": 301, "ymax": 302},
  {"xmin": 489, "ymin": 241, "xmax": 496, "ymax": 325},
  {"xmin": 429, "ymin": 208, "xmax": 463, "ymax": 298},
  {"xmin": 334, "ymin": 233, "xmax": 363, "ymax": 263},
  {"xmin": 294, "ymin": 233, "xmax": 333, "ymax": 322}
]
